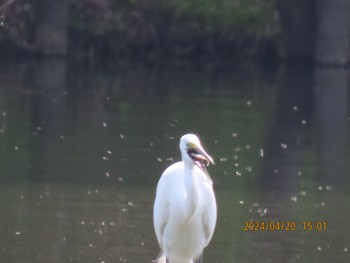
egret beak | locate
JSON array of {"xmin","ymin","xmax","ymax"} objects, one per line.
[{"xmin": 188, "ymin": 145, "xmax": 215, "ymax": 167}]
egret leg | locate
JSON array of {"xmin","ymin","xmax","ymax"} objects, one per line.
[{"xmin": 194, "ymin": 254, "xmax": 203, "ymax": 263}]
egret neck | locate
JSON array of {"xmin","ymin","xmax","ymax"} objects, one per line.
[{"xmin": 182, "ymin": 154, "xmax": 201, "ymax": 221}]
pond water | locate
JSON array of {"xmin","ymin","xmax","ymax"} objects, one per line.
[{"xmin": 0, "ymin": 60, "xmax": 349, "ymax": 263}]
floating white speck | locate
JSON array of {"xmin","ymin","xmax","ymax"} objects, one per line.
[
  {"xmin": 317, "ymin": 246, "xmax": 322, "ymax": 251},
  {"xmin": 234, "ymin": 163, "xmax": 239, "ymax": 167},
  {"xmin": 246, "ymin": 101, "xmax": 252, "ymax": 106},
  {"xmin": 14, "ymin": 146, "xmax": 19, "ymax": 151},
  {"xmin": 301, "ymin": 120, "xmax": 307, "ymax": 125},
  {"xmin": 258, "ymin": 208, "xmax": 268, "ymax": 216},
  {"xmin": 235, "ymin": 171, "xmax": 241, "ymax": 176},
  {"xmin": 245, "ymin": 145, "xmax": 251, "ymax": 150},
  {"xmin": 298, "ymin": 171, "xmax": 302, "ymax": 176},
  {"xmin": 105, "ymin": 172, "xmax": 111, "ymax": 178},
  {"xmin": 102, "ymin": 122, "xmax": 107, "ymax": 128},
  {"xmin": 300, "ymin": 190, "xmax": 307, "ymax": 196},
  {"xmin": 291, "ymin": 196, "xmax": 298, "ymax": 202},
  {"xmin": 2, "ymin": 112, "xmax": 7, "ymax": 117},
  {"xmin": 344, "ymin": 247, "xmax": 348, "ymax": 252},
  {"xmin": 274, "ymin": 169, "xmax": 279, "ymax": 174},
  {"xmin": 325, "ymin": 185, "xmax": 332, "ymax": 191},
  {"xmin": 321, "ymin": 202, "xmax": 325, "ymax": 207},
  {"xmin": 232, "ymin": 133, "xmax": 238, "ymax": 138},
  {"xmin": 60, "ymin": 135, "xmax": 64, "ymax": 140},
  {"xmin": 15, "ymin": 232, "xmax": 21, "ymax": 235},
  {"xmin": 102, "ymin": 156, "xmax": 109, "ymax": 161},
  {"xmin": 239, "ymin": 200, "xmax": 244, "ymax": 205},
  {"xmin": 293, "ymin": 106, "xmax": 298, "ymax": 111},
  {"xmin": 127, "ymin": 201, "xmax": 134, "ymax": 206},
  {"xmin": 259, "ymin": 149, "xmax": 264, "ymax": 158},
  {"xmin": 281, "ymin": 143, "xmax": 288, "ymax": 149},
  {"xmin": 150, "ymin": 142, "xmax": 154, "ymax": 147},
  {"xmin": 233, "ymin": 154, "xmax": 239, "ymax": 160},
  {"xmin": 318, "ymin": 186, "xmax": 323, "ymax": 191},
  {"xmin": 245, "ymin": 166, "xmax": 252, "ymax": 172},
  {"xmin": 219, "ymin": 157, "xmax": 227, "ymax": 162},
  {"xmin": 120, "ymin": 134, "xmax": 124, "ymax": 139},
  {"xmin": 106, "ymin": 150, "xmax": 112, "ymax": 155},
  {"xmin": 157, "ymin": 158, "xmax": 162, "ymax": 162},
  {"xmin": 118, "ymin": 177, "xmax": 124, "ymax": 182}
]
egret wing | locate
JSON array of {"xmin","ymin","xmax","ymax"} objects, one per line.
[
  {"xmin": 153, "ymin": 176, "xmax": 170, "ymax": 248},
  {"xmin": 202, "ymin": 183, "xmax": 217, "ymax": 247}
]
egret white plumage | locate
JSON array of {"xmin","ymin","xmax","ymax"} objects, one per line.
[{"xmin": 153, "ymin": 134, "xmax": 217, "ymax": 263}]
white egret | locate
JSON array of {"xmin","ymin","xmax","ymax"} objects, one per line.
[{"xmin": 153, "ymin": 134, "xmax": 217, "ymax": 263}]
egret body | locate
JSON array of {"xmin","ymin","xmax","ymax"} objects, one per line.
[{"xmin": 153, "ymin": 134, "xmax": 217, "ymax": 263}]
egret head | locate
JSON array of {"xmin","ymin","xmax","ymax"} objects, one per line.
[{"xmin": 179, "ymin": 134, "xmax": 214, "ymax": 168}]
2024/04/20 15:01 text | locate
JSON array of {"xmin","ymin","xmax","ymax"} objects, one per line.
[{"xmin": 243, "ymin": 221, "xmax": 327, "ymax": 231}]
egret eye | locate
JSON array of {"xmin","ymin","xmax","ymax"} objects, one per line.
[{"xmin": 186, "ymin": 142, "xmax": 195, "ymax": 149}]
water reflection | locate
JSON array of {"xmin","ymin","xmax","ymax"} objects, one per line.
[
  {"xmin": 314, "ymin": 67, "xmax": 348, "ymax": 185},
  {"xmin": 236, "ymin": 65, "xmax": 350, "ymax": 263},
  {"xmin": 0, "ymin": 61, "xmax": 349, "ymax": 263}
]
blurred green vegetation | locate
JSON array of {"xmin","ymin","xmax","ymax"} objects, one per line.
[
  {"xmin": 69, "ymin": 0, "xmax": 277, "ymax": 34},
  {"xmin": 0, "ymin": 0, "xmax": 279, "ymax": 59}
]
